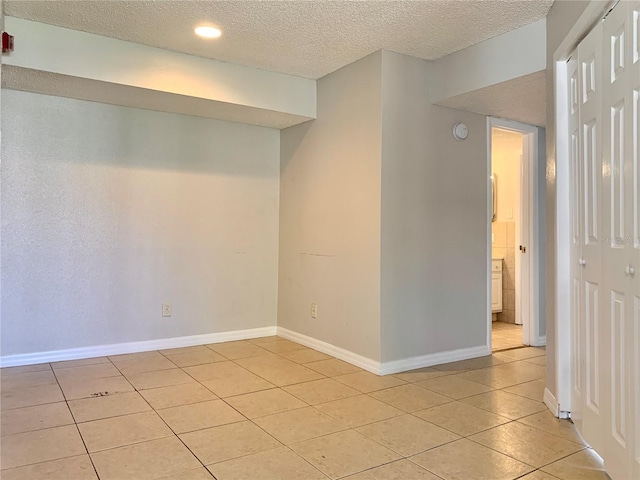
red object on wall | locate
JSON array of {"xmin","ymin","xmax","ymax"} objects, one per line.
[{"xmin": 2, "ymin": 32, "xmax": 14, "ymax": 53}]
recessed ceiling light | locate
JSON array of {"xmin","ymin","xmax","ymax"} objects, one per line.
[{"xmin": 195, "ymin": 25, "xmax": 222, "ymax": 39}]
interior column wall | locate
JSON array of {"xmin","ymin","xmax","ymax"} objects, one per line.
[{"xmin": 380, "ymin": 51, "xmax": 489, "ymax": 363}]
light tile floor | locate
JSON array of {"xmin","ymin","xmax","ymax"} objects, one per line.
[
  {"xmin": 1, "ymin": 336, "xmax": 609, "ymax": 480},
  {"xmin": 492, "ymin": 321, "xmax": 524, "ymax": 352}
]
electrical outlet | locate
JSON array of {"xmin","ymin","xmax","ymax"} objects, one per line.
[
  {"xmin": 162, "ymin": 303, "xmax": 172, "ymax": 317},
  {"xmin": 311, "ymin": 303, "xmax": 318, "ymax": 319}
]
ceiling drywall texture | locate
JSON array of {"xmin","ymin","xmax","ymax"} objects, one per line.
[
  {"xmin": 5, "ymin": 0, "xmax": 553, "ymax": 79},
  {"xmin": 438, "ymin": 71, "xmax": 547, "ymax": 127},
  {"xmin": 1, "ymin": 65, "xmax": 313, "ymax": 129}
]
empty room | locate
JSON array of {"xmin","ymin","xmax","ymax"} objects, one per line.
[{"xmin": 0, "ymin": 1, "xmax": 638, "ymax": 479}]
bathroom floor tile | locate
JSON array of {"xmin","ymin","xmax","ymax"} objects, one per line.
[
  {"xmin": 502, "ymin": 379, "xmax": 546, "ymax": 402},
  {"xmin": 200, "ymin": 369, "xmax": 274, "ymax": 398},
  {"xmin": 207, "ymin": 341, "xmax": 271, "ymax": 360},
  {"xmin": 51, "ymin": 357, "xmax": 110, "ymax": 370},
  {"xmin": 57, "ymin": 375, "xmax": 135, "ymax": 401},
  {"xmin": 1, "ymin": 364, "xmax": 52, "ymax": 376},
  {"xmin": 224, "ymin": 388, "xmax": 306, "ymax": 419},
  {"xmin": 235, "ymin": 356, "xmax": 324, "ymax": 386},
  {"xmin": 0, "ymin": 454, "xmax": 98, "ymax": 480},
  {"xmin": 179, "ymin": 421, "xmax": 281, "ymax": 465},
  {"xmin": 161, "ymin": 349, "xmax": 226, "ymax": 368},
  {"xmin": 207, "ymin": 446, "xmax": 326, "ymax": 480},
  {"xmin": 416, "ymin": 374, "xmax": 494, "ymax": 399},
  {"xmin": 304, "ymin": 359, "xmax": 362, "ymax": 377},
  {"xmin": 461, "ymin": 390, "xmax": 547, "ymax": 420},
  {"xmin": 109, "ymin": 356, "xmax": 177, "ymax": 375},
  {"xmin": 157, "ymin": 399, "xmax": 245, "ymax": 434},
  {"xmin": 280, "ymin": 348, "xmax": 332, "ymax": 364},
  {"xmin": 283, "ymin": 378, "xmax": 359, "ymax": 405},
  {"xmin": 1, "ymin": 402, "xmax": 74, "ymax": 436},
  {"xmin": 414, "ymin": 400, "xmax": 511, "ymax": 436},
  {"xmin": 291, "ymin": 429, "xmax": 400, "ymax": 479},
  {"xmin": 139, "ymin": 383, "xmax": 217, "ymax": 410},
  {"xmin": 253, "ymin": 406, "xmax": 348, "ymax": 444},
  {"xmin": 1, "ymin": 383, "xmax": 65, "ymax": 411},
  {"xmin": 1, "ymin": 370, "xmax": 58, "ymax": 391},
  {"xmin": 125, "ymin": 369, "xmax": 195, "ymax": 390},
  {"xmin": 459, "ymin": 361, "xmax": 546, "ymax": 389},
  {"xmin": 433, "ymin": 355, "xmax": 508, "ymax": 373},
  {"xmin": 258, "ymin": 339, "xmax": 308, "ymax": 354},
  {"xmin": 356, "ymin": 414, "xmax": 460, "ymax": 456},
  {"xmin": 370, "ymin": 384, "xmax": 451, "ymax": 412},
  {"xmin": 69, "ymin": 391, "xmax": 152, "ymax": 423},
  {"xmin": 540, "ymin": 449, "xmax": 609, "ymax": 480},
  {"xmin": 77, "ymin": 411, "xmax": 173, "ymax": 452},
  {"xmin": 1, "ymin": 425, "xmax": 87, "ymax": 470},
  {"xmin": 410, "ymin": 438, "xmax": 534, "ymax": 480},
  {"xmin": 516, "ymin": 411, "xmax": 588, "ymax": 445},
  {"xmin": 315, "ymin": 394, "xmax": 403, "ymax": 428},
  {"xmin": 334, "ymin": 371, "xmax": 406, "ymax": 393},
  {"xmin": 469, "ymin": 421, "xmax": 584, "ymax": 467},
  {"xmin": 343, "ymin": 459, "xmax": 441, "ymax": 480},
  {"xmin": 182, "ymin": 361, "xmax": 248, "ymax": 382},
  {"xmin": 393, "ymin": 367, "xmax": 452, "ymax": 383},
  {"xmin": 53, "ymin": 363, "xmax": 121, "ymax": 382},
  {"xmin": 90, "ymin": 436, "xmax": 200, "ymax": 480}
]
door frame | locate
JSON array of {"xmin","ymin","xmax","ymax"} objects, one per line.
[
  {"xmin": 552, "ymin": 0, "xmax": 616, "ymax": 417},
  {"xmin": 486, "ymin": 117, "xmax": 542, "ymax": 350}
]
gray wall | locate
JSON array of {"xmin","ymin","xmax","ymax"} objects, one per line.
[
  {"xmin": 380, "ymin": 51, "xmax": 488, "ymax": 362},
  {"xmin": 1, "ymin": 91, "xmax": 280, "ymax": 355},
  {"xmin": 278, "ymin": 52, "xmax": 383, "ymax": 361},
  {"xmin": 545, "ymin": 0, "xmax": 590, "ymax": 398}
]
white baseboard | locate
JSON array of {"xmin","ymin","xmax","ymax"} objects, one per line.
[
  {"xmin": 544, "ymin": 387, "xmax": 559, "ymax": 417},
  {"xmin": 532, "ymin": 335, "xmax": 547, "ymax": 347},
  {"xmin": 277, "ymin": 327, "xmax": 491, "ymax": 376},
  {"xmin": 276, "ymin": 327, "xmax": 381, "ymax": 374},
  {"xmin": 379, "ymin": 344, "xmax": 492, "ymax": 375},
  {"xmin": 0, "ymin": 326, "xmax": 277, "ymax": 367}
]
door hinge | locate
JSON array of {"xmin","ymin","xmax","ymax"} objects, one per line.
[{"xmin": 520, "ymin": 245, "xmax": 527, "ymax": 253}]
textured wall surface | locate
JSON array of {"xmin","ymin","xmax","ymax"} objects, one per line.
[
  {"xmin": 1, "ymin": 91, "xmax": 280, "ymax": 355},
  {"xmin": 278, "ymin": 52, "xmax": 383, "ymax": 361},
  {"xmin": 380, "ymin": 51, "xmax": 488, "ymax": 362}
]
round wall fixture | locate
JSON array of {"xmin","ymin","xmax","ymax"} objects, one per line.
[{"xmin": 453, "ymin": 123, "xmax": 469, "ymax": 140}]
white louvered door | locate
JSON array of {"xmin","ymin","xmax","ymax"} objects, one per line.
[{"xmin": 570, "ymin": 2, "xmax": 640, "ymax": 478}]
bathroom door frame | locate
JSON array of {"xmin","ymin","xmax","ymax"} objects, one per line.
[{"xmin": 486, "ymin": 117, "xmax": 543, "ymax": 350}]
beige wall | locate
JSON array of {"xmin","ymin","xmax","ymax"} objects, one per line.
[
  {"xmin": 1, "ymin": 90, "xmax": 280, "ymax": 355},
  {"xmin": 380, "ymin": 51, "xmax": 489, "ymax": 362},
  {"xmin": 491, "ymin": 128, "xmax": 523, "ymax": 324},
  {"xmin": 545, "ymin": 0, "xmax": 591, "ymax": 398},
  {"xmin": 492, "ymin": 129, "xmax": 523, "ymax": 223},
  {"xmin": 278, "ymin": 52, "xmax": 383, "ymax": 361}
]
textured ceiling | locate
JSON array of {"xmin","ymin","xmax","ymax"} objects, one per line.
[
  {"xmin": 5, "ymin": 0, "xmax": 553, "ymax": 79},
  {"xmin": 438, "ymin": 71, "xmax": 547, "ymax": 127}
]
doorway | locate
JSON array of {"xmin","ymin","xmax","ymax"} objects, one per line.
[{"xmin": 487, "ymin": 117, "xmax": 542, "ymax": 352}]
